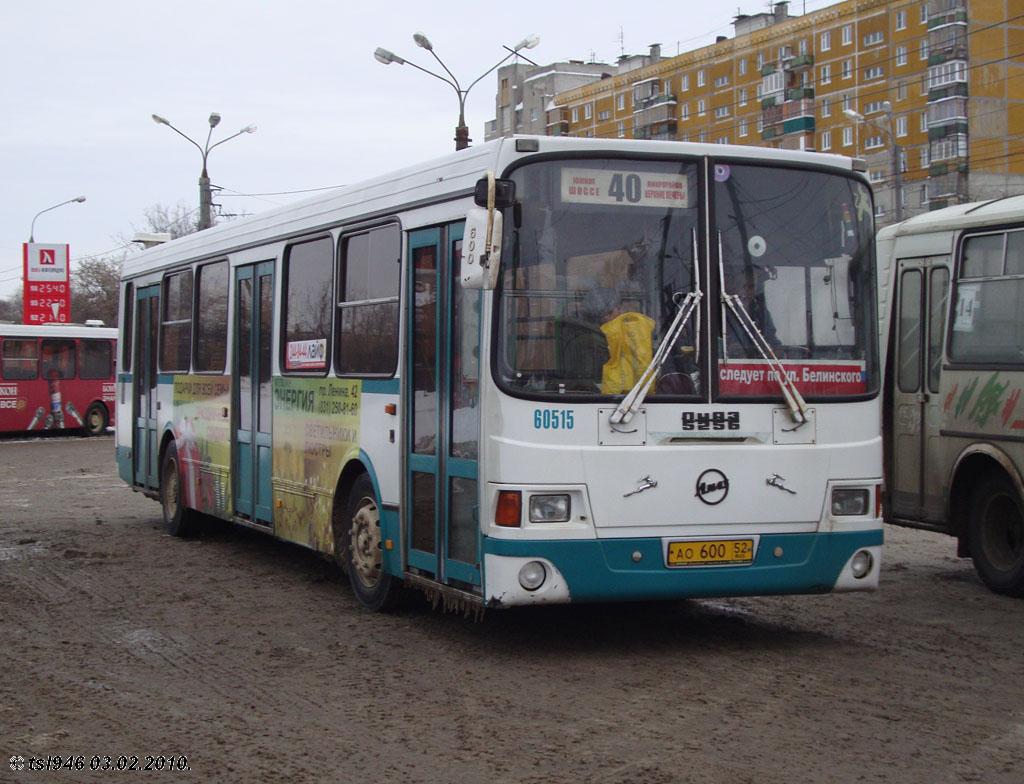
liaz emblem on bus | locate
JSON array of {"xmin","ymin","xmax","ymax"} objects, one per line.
[{"xmin": 561, "ymin": 168, "xmax": 689, "ymax": 209}]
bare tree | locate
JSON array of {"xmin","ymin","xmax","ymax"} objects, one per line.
[
  {"xmin": 71, "ymin": 256, "xmax": 123, "ymax": 326},
  {"xmin": 140, "ymin": 201, "xmax": 199, "ymax": 239}
]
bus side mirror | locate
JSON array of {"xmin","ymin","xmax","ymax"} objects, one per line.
[
  {"xmin": 474, "ymin": 178, "xmax": 515, "ymax": 209},
  {"xmin": 461, "ymin": 207, "xmax": 502, "ymax": 290}
]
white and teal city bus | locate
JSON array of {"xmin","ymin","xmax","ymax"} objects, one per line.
[{"xmin": 115, "ymin": 136, "xmax": 882, "ymax": 611}]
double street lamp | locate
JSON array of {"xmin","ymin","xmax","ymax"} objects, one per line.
[
  {"xmin": 29, "ymin": 196, "xmax": 86, "ymax": 243},
  {"xmin": 375, "ymin": 32, "xmax": 540, "ymax": 151},
  {"xmin": 844, "ymin": 101, "xmax": 903, "ymax": 222},
  {"xmin": 151, "ymin": 113, "xmax": 257, "ymax": 230}
]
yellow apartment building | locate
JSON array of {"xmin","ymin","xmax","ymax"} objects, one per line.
[{"xmin": 547, "ymin": 0, "xmax": 1024, "ymax": 224}]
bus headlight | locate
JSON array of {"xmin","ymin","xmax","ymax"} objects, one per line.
[
  {"xmin": 518, "ymin": 561, "xmax": 547, "ymax": 591},
  {"xmin": 831, "ymin": 488, "xmax": 869, "ymax": 516},
  {"xmin": 850, "ymin": 550, "xmax": 874, "ymax": 579},
  {"xmin": 529, "ymin": 494, "xmax": 571, "ymax": 523}
]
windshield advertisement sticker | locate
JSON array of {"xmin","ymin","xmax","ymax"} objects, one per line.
[
  {"xmin": 718, "ymin": 360, "xmax": 867, "ymax": 396},
  {"xmin": 273, "ymin": 377, "xmax": 361, "ymax": 552},
  {"xmin": 285, "ymin": 339, "xmax": 328, "ymax": 370},
  {"xmin": 953, "ymin": 285, "xmax": 978, "ymax": 332},
  {"xmin": 172, "ymin": 376, "xmax": 232, "ymax": 517},
  {"xmin": 561, "ymin": 168, "xmax": 689, "ymax": 209}
]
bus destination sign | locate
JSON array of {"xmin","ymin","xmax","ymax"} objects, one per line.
[{"xmin": 561, "ymin": 168, "xmax": 689, "ymax": 209}]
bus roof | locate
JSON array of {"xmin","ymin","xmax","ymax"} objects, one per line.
[
  {"xmin": 0, "ymin": 324, "xmax": 117, "ymax": 340},
  {"xmin": 877, "ymin": 194, "xmax": 1024, "ymax": 241},
  {"xmin": 121, "ymin": 135, "xmax": 860, "ymax": 280}
]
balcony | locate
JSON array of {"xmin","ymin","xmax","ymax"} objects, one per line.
[
  {"xmin": 788, "ymin": 54, "xmax": 815, "ymax": 70},
  {"xmin": 761, "ymin": 63, "xmax": 777, "ymax": 77},
  {"xmin": 782, "ymin": 116, "xmax": 815, "ymax": 135},
  {"xmin": 761, "ymin": 125, "xmax": 781, "ymax": 140},
  {"xmin": 786, "ymin": 86, "xmax": 814, "ymax": 101},
  {"xmin": 783, "ymin": 98, "xmax": 815, "ymax": 120},
  {"xmin": 928, "ymin": 120, "xmax": 968, "ymax": 140},
  {"xmin": 928, "ymin": 8, "xmax": 968, "ymax": 30},
  {"xmin": 761, "ymin": 104, "xmax": 783, "ymax": 125},
  {"xmin": 929, "ymin": 45, "xmax": 969, "ymax": 66},
  {"xmin": 633, "ymin": 92, "xmax": 677, "ymax": 113},
  {"xmin": 546, "ymin": 120, "xmax": 569, "ymax": 136},
  {"xmin": 927, "ymin": 81, "xmax": 969, "ymax": 103},
  {"xmin": 634, "ymin": 120, "xmax": 678, "ymax": 140}
]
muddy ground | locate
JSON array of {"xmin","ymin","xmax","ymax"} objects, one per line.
[{"xmin": 1, "ymin": 435, "xmax": 1021, "ymax": 783}]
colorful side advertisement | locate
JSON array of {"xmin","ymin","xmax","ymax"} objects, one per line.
[
  {"xmin": 272, "ymin": 376, "xmax": 361, "ymax": 552},
  {"xmin": 171, "ymin": 376, "xmax": 232, "ymax": 517}
]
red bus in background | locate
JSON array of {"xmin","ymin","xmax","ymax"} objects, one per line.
[{"xmin": 0, "ymin": 324, "xmax": 117, "ymax": 436}]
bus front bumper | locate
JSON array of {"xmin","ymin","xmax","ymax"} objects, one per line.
[{"xmin": 482, "ymin": 529, "xmax": 883, "ymax": 607}]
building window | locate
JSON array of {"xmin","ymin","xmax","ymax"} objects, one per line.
[
  {"xmin": 920, "ymin": 147, "xmax": 930, "ymax": 168},
  {"xmin": 820, "ymin": 64, "xmax": 831, "ymax": 84},
  {"xmin": 697, "ymin": 99, "xmax": 706, "ymax": 116},
  {"xmin": 194, "ymin": 260, "xmax": 229, "ymax": 372},
  {"xmin": 920, "ymin": 184, "xmax": 929, "ymax": 205},
  {"xmin": 617, "ymin": 121, "xmax": 625, "ymax": 138},
  {"xmin": 865, "ymin": 100, "xmax": 884, "ymax": 114},
  {"xmin": 931, "ymin": 134, "xmax": 968, "ymax": 161},
  {"xmin": 920, "ymin": 39, "xmax": 929, "ymax": 60},
  {"xmin": 842, "ymin": 24, "xmax": 853, "ymax": 45},
  {"xmin": 920, "ymin": 111, "xmax": 929, "ymax": 132},
  {"xmin": 865, "ymin": 134, "xmax": 884, "ymax": 149},
  {"xmin": 697, "ymin": 69, "xmax": 706, "ymax": 87},
  {"xmin": 284, "ymin": 236, "xmax": 334, "ymax": 373},
  {"xmin": 896, "ymin": 116, "xmax": 907, "ymax": 137},
  {"xmin": 896, "ymin": 81, "xmax": 907, "ymax": 101},
  {"xmin": 843, "ymin": 126, "xmax": 853, "ymax": 146},
  {"xmin": 584, "ymin": 103, "xmax": 592, "ymax": 120},
  {"xmin": 336, "ymin": 225, "xmax": 400, "ymax": 376},
  {"xmin": 716, "ymin": 136, "xmax": 729, "ymax": 144},
  {"xmin": 870, "ymin": 169, "xmax": 884, "ymax": 183},
  {"xmin": 864, "ymin": 66, "xmax": 884, "ymax": 81},
  {"xmin": 714, "ymin": 105, "xmax": 730, "ymax": 119},
  {"xmin": 698, "ymin": 129, "xmax": 707, "ymax": 143},
  {"xmin": 664, "ymin": 79, "xmax": 672, "ymax": 95},
  {"xmin": 738, "ymin": 88, "xmax": 748, "ymax": 106},
  {"xmin": 160, "ymin": 269, "xmax": 193, "ymax": 373},
  {"xmin": 757, "ymin": 52, "xmax": 764, "ymax": 69},
  {"xmin": 896, "ymin": 10, "xmax": 907, "ymax": 30},
  {"xmin": 821, "ymin": 31, "xmax": 831, "ymax": 51},
  {"xmin": 739, "ymin": 58, "xmax": 747, "ymax": 76},
  {"xmin": 739, "ymin": 119, "xmax": 748, "ymax": 137},
  {"xmin": 920, "ymin": 3, "xmax": 928, "ymax": 23},
  {"xmin": 864, "ymin": 31, "xmax": 884, "ymax": 47},
  {"xmin": 757, "ymin": 116, "xmax": 764, "ymax": 132},
  {"xmin": 820, "ymin": 130, "xmax": 832, "ymax": 150},
  {"xmin": 681, "ymin": 103, "xmax": 690, "ymax": 120},
  {"xmin": 571, "ymin": 107, "xmax": 579, "ymax": 123},
  {"xmin": 598, "ymin": 109, "xmax": 610, "ymax": 121},
  {"xmin": 617, "ymin": 94, "xmax": 626, "ymax": 111},
  {"xmin": 842, "ymin": 94, "xmax": 852, "ymax": 112},
  {"xmin": 799, "ymin": 38, "xmax": 808, "ymax": 55},
  {"xmin": 681, "ymin": 74, "xmax": 690, "ymax": 92},
  {"xmin": 896, "ymin": 46, "xmax": 907, "ymax": 67},
  {"xmin": 821, "ymin": 98, "xmax": 831, "ymax": 117},
  {"xmin": 842, "ymin": 59, "xmax": 852, "ymax": 79},
  {"xmin": 714, "ymin": 74, "xmax": 729, "ymax": 88}
]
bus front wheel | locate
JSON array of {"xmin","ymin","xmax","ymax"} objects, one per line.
[
  {"xmin": 342, "ymin": 474, "xmax": 400, "ymax": 611},
  {"xmin": 160, "ymin": 442, "xmax": 200, "ymax": 537},
  {"xmin": 969, "ymin": 475, "xmax": 1024, "ymax": 597},
  {"xmin": 83, "ymin": 403, "xmax": 108, "ymax": 436}
]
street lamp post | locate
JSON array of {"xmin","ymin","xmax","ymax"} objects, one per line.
[
  {"xmin": 29, "ymin": 196, "xmax": 86, "ymax": 242},
  {"xmin": 844, "ymin": 102, "xmax": 903, "ymax": 222},
  {"xmin": 375, "ymin": 33, "xmax": 540, "ymax": 151},
  {"xmin": 151, "ymin": 113, "xmax": 257, "ymax": 230}
]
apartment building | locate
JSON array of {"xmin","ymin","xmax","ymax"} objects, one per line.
[{"xmin": 548, "ymin": 1, "xmax": 1024, "ymax": 224}]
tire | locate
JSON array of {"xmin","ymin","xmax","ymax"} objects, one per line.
[
  {"xmin": 160, "ymin": 442, "xmax": 200, "ymax": 537},
  {"xmin": 83, "ymin": 403, "xmax": 108, "ymax": 437},
  {"xmin": 968, "ymin": 474, "xmax": 1024, "ymax": 597},
  {"xmin": 340, "ymin": 474, "xmax": 401, "ymax": 611}
]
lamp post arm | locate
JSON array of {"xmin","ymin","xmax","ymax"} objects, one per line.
[
  {"xmin": 160, "ymin": 122, "xmax": 206, "ymax": 159},
  {"xmin": 464, "ymin": 49, "xmax": 523, "ymax": 96},
  {"xmin": 399, "ymin": 57, "xmax": 460, "ymax": 94},
  {"xmin": 426, "ymin": 48, "xmax": 463, "ymax": 93},
  {"xmin": 207, "ymin": 128, "xmax": 254, "ymax": 155},
  {"xmin": 29, "ymin": 198, "xmax": 81, "ymax": 243}
]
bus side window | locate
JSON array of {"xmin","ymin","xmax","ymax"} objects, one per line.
[
  {"xmin": 1, "ymin": 339, "xmax": 39, "ymax": 380},
  {"xmin": 40, "ymin": 339, "xmax": 76, "ymax": 380},
  {"xmin": 80, "ymin": 339, "xmax": 113, "ymax": 380}
]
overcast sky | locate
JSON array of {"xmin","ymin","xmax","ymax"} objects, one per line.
[{"xmin": 0, "ymin": 0, "xmax": 835, "ymax": 298}]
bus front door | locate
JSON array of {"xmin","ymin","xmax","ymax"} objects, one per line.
[
  {"xmin": 892, "ymin": 258, "xmax": 950, "ymax": 524},
  {"xmin": 133, "ymin": 285, "xmax": 160, "ymax": 490},
  {"xmin": 233, "ymin": 262, "xmax": 274, "ymax": 525},
  {"xmin": 406, "ymin": 224, "xmax": 481, "ymax": 588}
]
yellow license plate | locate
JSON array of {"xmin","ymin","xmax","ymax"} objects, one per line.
[{"xmin": 666, "ymin": 539, "xmax": 755, "ymax": 567}]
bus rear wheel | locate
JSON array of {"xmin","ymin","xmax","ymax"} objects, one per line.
[
  {"xmin": 342, "ymin": 474, "xmax": 400, "ymax": 611},
  {"xmin": 969, "ymin": 475, "xmax": 1024, "ymax": 597},
  {"xmin": 83, "ymin": 403, "xmax": 108, "ymax": 436},
  {"xmin": 160, "ymin": 442, "xmax": 200, "ymax": 537}
]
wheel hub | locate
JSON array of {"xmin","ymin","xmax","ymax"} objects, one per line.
[
  {"xmin": 981, "ymin": 492, "xmax": 1024, "ymax": 572},
  {"xmin": 350, "ymin": 498, "xmax": 381, "ymax": 588}
]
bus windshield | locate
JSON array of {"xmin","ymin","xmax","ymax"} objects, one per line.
[
  {"xmin": 714, "ymin": 162, "xmax": 878, "ymax": 399},
  {"xmin": 497, "ymin": 158, "xmax": 701, "ymax": 398}
]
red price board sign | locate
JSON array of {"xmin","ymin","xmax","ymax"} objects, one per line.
[{"xmin": 23, "ymin": 243, "xmax": 71, "ymax": 324}]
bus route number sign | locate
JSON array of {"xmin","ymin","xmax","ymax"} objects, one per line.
[{"xmin": 561, "ymin": 168, "xmax": 689, "ymax": 209}]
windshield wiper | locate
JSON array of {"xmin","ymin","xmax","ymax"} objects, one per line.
[
  {"xmin": 718, "ymin": 231, "xmax": 808, "ymax": 426},
  {"xmin": 610, "ymin": 231, "xmax": 702, "ymax": 427}
]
